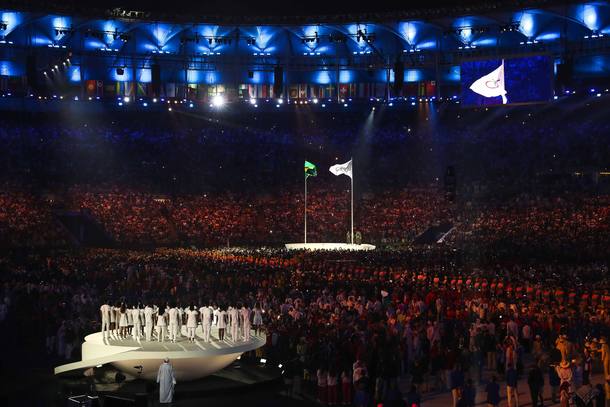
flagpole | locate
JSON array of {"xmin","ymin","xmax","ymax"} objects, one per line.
[
  {"xmin": 350, "ymin": 159, "xmax": 354, "ymax": 245},
  {"xmin": 304, "ymin": 175, "xmax": 307, "ymax": 244}
]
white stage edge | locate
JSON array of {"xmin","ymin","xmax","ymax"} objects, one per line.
[
  {"xmin": 55, "ymin": 326, "xmax": 265, "ymax": 381},
  {"xmin": 285, "ymin": 242, "xmax": 376, "ymax": 251}
]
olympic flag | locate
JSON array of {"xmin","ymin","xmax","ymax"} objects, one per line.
[
  {"xmin": 329, "ymin": 159, "xmax": 353, "ymax": 178},
  {"xmin": 469, "ymin": 60, "xmax": 508, "ymax": 104}
]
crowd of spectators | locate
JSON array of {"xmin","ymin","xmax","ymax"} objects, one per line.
[
  {"xmin": 0, "ymin": 247, "xmax": 608, "ymax": 405},
  {"xmin": 0, "ymin": 99, "xmax": 609, "ymax": 192},
  {"xmin": 2, "ymin": 183, "xmax": 609, "ymax": 265},
  {"xmin": 0, "ymin": 184, "xmax": 67, "ymax": 247}
]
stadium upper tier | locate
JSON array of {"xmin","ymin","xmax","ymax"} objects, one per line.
[{"xmin": 0, "ymin": 1, "xmax": 608, "ymax": 86}]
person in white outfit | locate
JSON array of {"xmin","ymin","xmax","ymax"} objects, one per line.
[
  {"xmin": 127, "ymin": 304, "xmax": 134, "ymax": 336},
  {"xmin": 240, "ymin": 305, "xmax": 251, "ymax": 341},
  {"xmin": 229, "ymin": 306, "xmax": 239, "ymax": 341},
  {"xmin": 253, "ymin": 303, "xmax": 263, "ymax": 336},
  {"xmin": 177, "ymin": 305, "xmax": 185, "ymax": 339},
  {"xmin": 100, "ymin": 301, "xmax": 112, "ymax": 338},
  {"xmin": 144, "ymin": 304, "xmax": 155, "ymax": 341},
  {"xmin": 201, "ymin": 305, "xmax": 212, "ymax": 342},
  {"xmin": 226, "ymin": 306, "xmax": 233, "ymax": 340},
  {"xmin": 139, "ymin": 305, "xmax": 146, "ymax": 338},
  {"xmin": 112, "ymin": 302, "xmax": 121, "ymax": 335},
  {"xmin": 168, "ymin": 305, "xmax": 179, "ymax": 343},
  {"xmin": 118, "ymin": 303, "xmax": 128, "ymax": 339},
  {"xmin": 157, "ymin": 308, "xmax": 167, "ymax": 342},
  {"xmin": 186, "ymin": 305, "xmax": 199, "ymax": 341},
  {"xmin": 132, "ymin": 303, "xmax": 142, "ymax": 340},
  {"xmin": 212, "ymin": 305, "xmax": 220, "ymax": 327},
  {"xmin": 218, "ymin": 307, "xmax": 227, "ymax": 341}
]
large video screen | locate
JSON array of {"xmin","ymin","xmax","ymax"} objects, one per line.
[{"xmin": 461, "ymin": 55, "xmax": 552, "ymax": 106}]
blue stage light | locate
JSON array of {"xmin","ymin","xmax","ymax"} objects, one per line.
[{"xmin": 583, "ymin": 5, "xmax": 599, "ymax": 31}]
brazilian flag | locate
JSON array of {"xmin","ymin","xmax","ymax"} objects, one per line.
[{"xmin": 304, "ymin": 161, "xmax": 317, "ymax": 178}]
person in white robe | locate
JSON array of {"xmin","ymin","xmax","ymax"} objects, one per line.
[{"xmin": 157, "ymin": 358, "xmax": 176, "ymax": 404}]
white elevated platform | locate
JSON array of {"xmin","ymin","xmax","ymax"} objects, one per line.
[
  {"xmin": 285, "ymin": 242, "xmax": 376, "ymax": 251},
  {"xmin": 55, "ymin": 326, "xmax": 265, "ymax": 381}
]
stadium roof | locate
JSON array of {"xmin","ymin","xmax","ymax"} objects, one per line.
[
  {"xmin": 1, "ymin": 0, "xmax": 596, "ymax": 24},
  {"xmin": 0, "ymin": 0, "xmax": 608, "ymax": 84}
]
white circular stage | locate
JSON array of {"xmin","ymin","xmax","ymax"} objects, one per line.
[
  {"xmin": 55, "ymin": 326, "xmax": 265, "ymax": 381},
  {"xmin": 285, "ymin": 242, "xmax": 376, "ymax": 251}
]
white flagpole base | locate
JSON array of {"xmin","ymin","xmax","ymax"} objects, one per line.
[{"xmin": 285, "ymin": 243, "xmax": 375, "ymax": 251}]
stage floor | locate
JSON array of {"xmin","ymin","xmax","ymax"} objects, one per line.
[
  {"xmin": 55, "ymin": 326, "xmax": 265, "ymax": 381},
  {"xmin": 285, "ymin": 242, "xmax": 375, "ymax": 251}
]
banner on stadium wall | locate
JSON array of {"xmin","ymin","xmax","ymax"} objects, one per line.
[
  {"xmin": 418, "ymin": 82, "xmax": 426, "ymax": 96},
  {"xmin": 405, "ymin": 83, "xmax": 417, "ymax": 97},
  {"xmin": 339, "ymin": 84, "xmax": 349, "ymax": 98},
  {"xmin": 357, "ymin": 83, "xmax": 366, "ymax": 98},
  {"xmin": 137, "ymin": 83, "xmax": 147, "ymax": 97},
  {"xmin": 7, "ymin": 76, "xmax": 22, "ymax": 92},
  {"xmin": 85, "ymin": 80, "xmax": 96, "ymax": 96},
  {"xmin": 372, "ymin": 83, "xmax": 383, "ymax": 98},
  {"xmin": 288, "ymin": 85, "xmax": 298, "ymax": 99},
  {"xmin": 115, "ymin": 81, "xmax": 134, "ymax": 97},
  {"xmin": 196, "ymin": 84, "xmax": 206, "ymax": 100},
  {"xmin": 312, "ymin": 85, "xmax": 323, "ymax": 98},
  {"xmin": 166, "ymin": 83, "xmax": 176, "ymax": 98},
  {"xmin": 85, "ymin": 80, "xmax": 104, "ymax": 97},
  {"xmin": 426, "ymin": 81, "xmax": 436, "ymax": 97},
  {"xmin": 298, "ymin": 85, "xmax": 307, "ymax": 99},
  {"xmin": 104, "ymin": 83, "xmax": 116, "ymax": 97}
]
